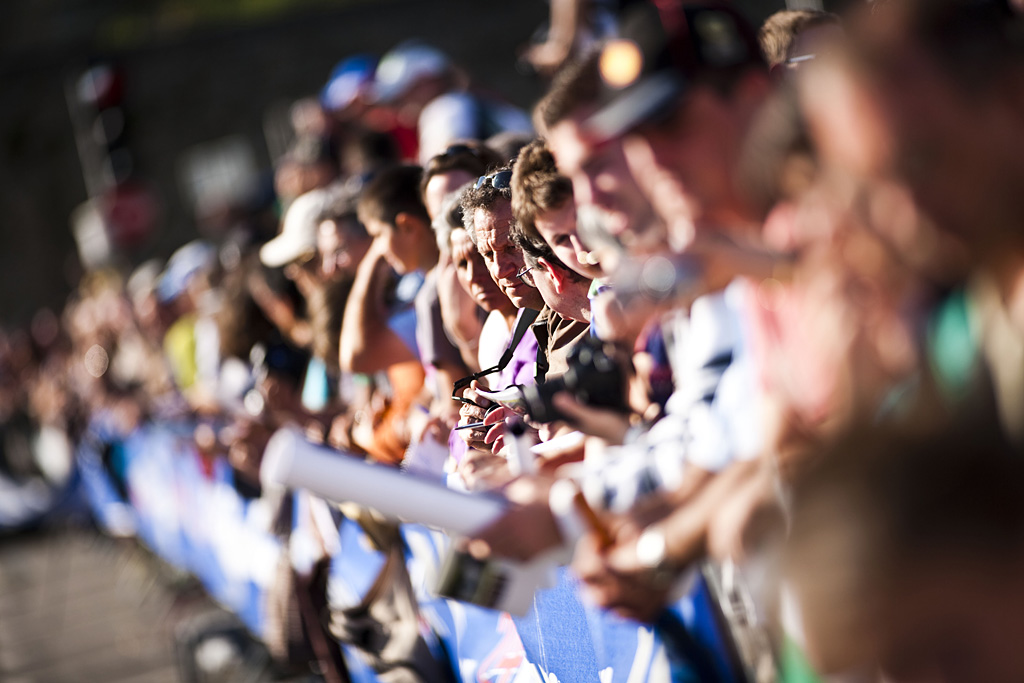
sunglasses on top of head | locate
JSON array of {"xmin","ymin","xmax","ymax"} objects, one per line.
[{"xmin": 475, "ymin": 170, "xmax": 513, "ymax": 191}]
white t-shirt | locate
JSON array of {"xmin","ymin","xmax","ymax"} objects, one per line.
[
  {"xmin": 579, "ymin": 279, "xmax": 763, "ymax": 514},
  {"xmin": 478, "ymin": 309, "xmax": 511, "ymax": 372}
]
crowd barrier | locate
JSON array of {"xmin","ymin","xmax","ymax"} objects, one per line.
[
  {"xmin": 0, "ymin": 422, "xmax": 82, "ymax": 532},
  {"xmin": 76, "ymin": 417, "xmax": 741, "ymax": 683}
]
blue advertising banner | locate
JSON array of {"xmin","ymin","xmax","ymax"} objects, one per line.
[{"xmin": 76, "ymin": 421, "xmax": 739, "ymax": 683}]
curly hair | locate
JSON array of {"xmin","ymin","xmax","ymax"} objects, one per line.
[{"xmin": 460, "ymin": 161, "xmax": 515, "ymax": 246}]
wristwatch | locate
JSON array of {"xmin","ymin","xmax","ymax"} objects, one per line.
[{"xmin": 635, "ymin": 526, "xmax": 677, "ymax": 589}]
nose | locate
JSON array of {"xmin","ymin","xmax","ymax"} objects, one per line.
[
  {"xmin": 495, "ymin": 253, "xmax": 517, "ymax": 281},
  {"xmin": 569, "ymin": 234, "xmax": 590, "ymax": 264},
  {"xmin": 467, "ymin": 258, "xmax": 483, "ymax": 285}
]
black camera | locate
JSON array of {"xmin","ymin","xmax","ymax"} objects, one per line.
[{"xmin": 521, "ymin": 336, "xmax": 630, "ymax": 424}]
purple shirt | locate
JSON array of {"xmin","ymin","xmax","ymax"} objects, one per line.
[
  {"xmin": 496, "ymin": 307, "xmax": 540, "ymax": 391},
  {"xmin": 448, "ymin": 308, "xmax": 539, "ymax": 463}
]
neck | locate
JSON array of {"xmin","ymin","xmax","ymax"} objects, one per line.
[
  {"xmin": 572, "ymin": 299, "xmax": 592, "ymax": 324},
  {"xmin": 417, "ymin": 244, "xmax": 441, "ymax": 273},
  {"xmin": 552, "ymin": 282, "xmax": 592, "ymax": 324},
  {"xmin": 501, "ymin": 307, "xmax": 519, "ymax": 330}
]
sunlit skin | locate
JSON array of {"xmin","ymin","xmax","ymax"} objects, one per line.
[
  {"xmin": 629, "ymin": 78, "xmax": 770, "ymax": 237},
  {"xmin": 533, "ymin": 201, "xmax": 602, "ymax": 280},
  {"xmin": 547, "ymin": 112, "xmax": 667, "ymax": 254},
  {"xmin": 529, "ymin": 258, "xmax": 591, "ymax": 324},
  {"xmin": 451, "ymin": 227, "xmax": 515, "ymax": 321},
  {"xmin": 317, "ymin": 218, "xmax": 370, "ymax": 282},
  {"xmin": 363, "ymin": 214, "xmax": 436, "ymax": 275},
  {"xmin": 424, "ymin": 170, "xmax": 475, "ymax": 221},
  {"xmin": 473, "ymin": 201, "xmax": 544, "ymax": 311}
]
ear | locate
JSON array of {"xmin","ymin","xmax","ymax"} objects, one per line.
[
  {"xmin": 538, "ymin": 257, "xmax": 567, "ymax": 294},
  {"xmin": 394, "ymin": 211, "xmax": 428, "ymax": 237}
]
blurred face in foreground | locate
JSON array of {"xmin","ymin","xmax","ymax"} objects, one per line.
[
  {"xmin": 547, "ymin": 113, "xmax": 668, "ymax": 256},
  {"xmin": 786, "ymin": 426, "xmax": 1024, "ymax": 683},
  {"xmin": 833, "ymin": 5, "xmax": 1024, "ymax": 251},
  {"xmin": 625, "ymin": 75, "xmax": 772, "ymax": 242},
  {"xmin": 872, "ymin": 561, "xmax": 1024, "ymax": 683},
  {"xmin": 793, "ymin": 538, "xmax": 1024, "ymax": 683}
]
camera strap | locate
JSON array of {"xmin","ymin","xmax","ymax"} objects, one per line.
[
  {"xmin": 453, "ymin": 308, "xmax": 540, "ymax": 398},
  {"xmin": 498, "ymin": 307, "xmax": 540, "ymax": 371}
]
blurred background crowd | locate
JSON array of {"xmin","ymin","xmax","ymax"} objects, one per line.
[{"xmin": 5, "ymin": 0, "xmax": 1024, "ymax": 681}]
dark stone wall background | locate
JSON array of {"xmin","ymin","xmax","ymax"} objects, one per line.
[{"xmin": 0, "ymin": 0, "xmax": 800, "ymax": 327}]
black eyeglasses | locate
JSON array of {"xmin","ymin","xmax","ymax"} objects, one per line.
[
  {"xmin": 475, "ymin": 170, "xmax": 513, "ymax": 191},
  {"xmin": 516, "ymin": 264, "xmax": 537, "ymax": 287}
]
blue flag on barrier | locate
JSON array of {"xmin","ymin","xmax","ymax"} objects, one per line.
[{"xmin": 78, "ymin": 422, "xmax": 742, "ymax": 683}]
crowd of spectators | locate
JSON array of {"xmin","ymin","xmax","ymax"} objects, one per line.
[{"xmin": 8, "ymin": 1, "xmax": 1024, "ymax": 680}]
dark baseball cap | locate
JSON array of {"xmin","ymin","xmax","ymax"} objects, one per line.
[{"xmin": 585, "ymin": 1, "xmax": 765, "ymax": 142}]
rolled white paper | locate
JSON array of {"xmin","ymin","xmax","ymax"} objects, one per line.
[
  {"xmin": 263, "ymin": 428, "xmax": 564, "ymax": 615},
  {"xmin": 506, "ymin": 421, "xmax": 535, "ymax": 478},
  {"xmin": 261, "ymin": 428, "xmax": 506, "ymax": 535}
]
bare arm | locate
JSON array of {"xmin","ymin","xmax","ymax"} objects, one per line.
[
  {"xmin": 435, "ymin": 258, "xmax": 484, "ymax": 373},
  {"xmin": 571, "ymin": 459, "xmax": 762, "ymax": 623},
  {"xmin": 247, "ymin": 269, "xmax": 313, "ymax": 349},
  {"xmin": 339, "ymin": 245, "xmax": 417, "ymax": 374},
  {"xmin": 521, "ymin": 0, "xmax": 584, "ymax": 77}
]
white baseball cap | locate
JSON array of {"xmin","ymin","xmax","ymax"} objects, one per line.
[{"xmin": 260, "ymin": 189, "xmax": 329, "ymax": 268}]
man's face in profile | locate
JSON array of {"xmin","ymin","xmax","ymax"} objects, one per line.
[
  {"xmin": 547, "ymin": 113, "xmax": 668, "ymax": 257},
  {"xmin": 318, "ymin": 218, "xmax": 369, "ymax": 282},
  {"xmin": 474, "ymin": 201, "xmax": 543, "ymax": 310}
]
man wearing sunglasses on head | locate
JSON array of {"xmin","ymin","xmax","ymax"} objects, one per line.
[
  {"xmin": 454, "ymin": 163, "xmax": 593, "ymax": 481},
  {"xmin": 463, "ymin": 168, "xmax": 546, "ymax": 314},
  {"xmin": 452, "ymin": 166, "xmax": 546, "ymax": 478}
]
